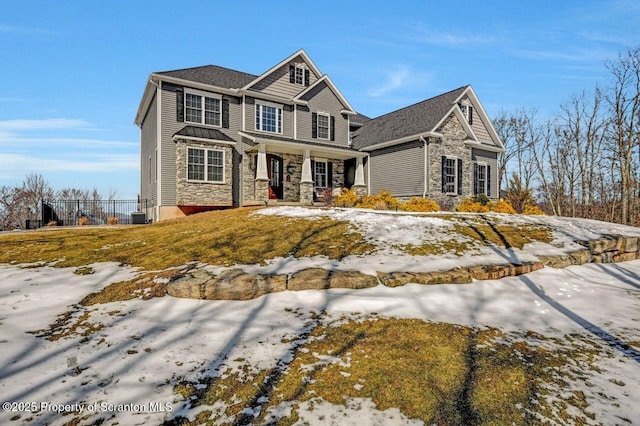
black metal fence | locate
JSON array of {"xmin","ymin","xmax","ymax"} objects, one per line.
[{"xmin": 36, "ymin": 199, "xmax": 149, "ymax": 228}]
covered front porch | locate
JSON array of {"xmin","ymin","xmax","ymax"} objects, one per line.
[{"xmin": 240, "ymin": 133, "xmax": 367, "ymax": 205}]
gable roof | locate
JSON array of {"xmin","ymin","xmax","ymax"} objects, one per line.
[
  {"xmin": 241, "ymin": 49, "xmax": 322, "ymax": 92},
  {"xmin": 293, "ymin": 75, "xmax": 356, "ymax": 113},
  {"xmin": 352, "ymin": 86, "xmax": 468, "ymax": 150},
  {"xmin": 156, "ymin": 65, "xmax": 257, "ymax": 90}
]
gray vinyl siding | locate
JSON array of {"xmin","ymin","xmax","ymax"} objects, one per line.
[
  {"xmin": 369, "ymin": 140, "xmax": 425, "ymax": 196},
  {"xmin": 248, "ymin": 96, "xmax": 294, "ymax": 139},
  {"xmin": 297, "ymin": 81, "xmax": 349, "ymax": 146},
  {"xmin": 249, "ymin": 55, "xmax": 319, "ymax": 98},
  {"xmin": 472, "ymin": 148, "xmax": 498, "ymax": 199},
  {"xmin": 460, "ymin": 95, "xmax": 492, "ymax": 144},
  {"xmin": 140, "ymin": 91, "xmax": 157, "ymax": 206}
]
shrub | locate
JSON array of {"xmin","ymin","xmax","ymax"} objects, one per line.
[
  {"xmin": 107, "ymin": 216, "xmax": 119, "ymax": 225},
  {"xmin": 455, "ymin": 198, "xmax": 490, "ymax": 213},
  {"xmin": 399, "ymin": 197, "xmax": 440, "ymax": 212},
  {"xmin": 356, "ymin": 189, "xmax": 399, "ymax": 211},
  {"xmin": 47, "ymin": 220, "xmax": 58, "ymax": 227},
  {"xmin": 78, "ymin": 216, "xmax": 90, "ymax": 226},
  {"xmin": 473, "ymin": 193, "xmax": 490, "ymax": 206},
  {"xmin": 319, "ymin": 188, "xmax": 335, "ymax": 207},
  {"xmin": 489, "ymin": 199, "xmax": 516, "ymax": 214},
  {"xmin": 523, "ymin": 204, "xmax": 545, "ymax": 215},
  {"xmin": 335, "ymin": 188, "xmax": 360, "ymax": 208}
]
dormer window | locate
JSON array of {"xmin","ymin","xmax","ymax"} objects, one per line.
[
  {"xmin": 289, "ymin": 64, "xmax": 310, "ymax": 86},
  {"xmin": 459, "ymin": 102, "xmax": 473, "ymax": 125}
]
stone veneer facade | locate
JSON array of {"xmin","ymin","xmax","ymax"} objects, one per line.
[
  {"xmin": 175, "ymin": 139, "xmax": 233, "ymax": 206},
  {"xmin": 427, "ymin": 115, "xmax": 476, "ymax": 209}
]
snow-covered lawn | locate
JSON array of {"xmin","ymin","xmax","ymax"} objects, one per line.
[{"xmin": 1, "ymin": 259, "xmax": 639, "ymax": 425}]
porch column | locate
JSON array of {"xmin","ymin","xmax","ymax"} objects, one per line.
[
  {"xmin": 255, "ymin": 144, "xmax": 269, "ymax": 202},
  {"xmin": 353, "ymin": 156, "xmax": 367, "ymax": 197},
  {"xmin": 301, "ymin": 150, "xmax": 313, "ymax": 183},
  {"xmin": 255, "ymin": 144, "xmax": 269, "ymax": 181},
  {"xmin": 300, "ymin": 149, "xmax": 314, "ymax": 205}
]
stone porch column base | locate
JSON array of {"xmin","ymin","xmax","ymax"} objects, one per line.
[
  {"xmin": 352, "ymin": 185, "xmax": 367, "ymax": 197},
  {"xmin": 255, "ymin": 179, "xmax": 270, "ymax": 202},
  {"xmin": 300, "ymin": 182, "xmax": 314, "ymax": 205}
]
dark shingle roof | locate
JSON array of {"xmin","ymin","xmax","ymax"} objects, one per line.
[
  {"xmin": 157, "ymin": 65, "xmax": 257, "ymax": 89},
  {"xmin": 350, "ymin": 112, "xmax": 371, "ymax": 126},
  {"xmin": 174, "ymin": 126, "xmax": 235, "ymax": 142},
  {"xmin": 352, "ymin": 86, "xmax": 468, "ymax": 149}
]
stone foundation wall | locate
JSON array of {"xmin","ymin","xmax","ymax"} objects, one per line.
[{"xmin": 175, "ymin": 140, "xmax": 233, "ymax": 206}]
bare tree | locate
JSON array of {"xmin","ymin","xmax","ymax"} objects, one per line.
[{"xmin": 605, "ymin": 47, "xmax": 640, "ymax": 224}]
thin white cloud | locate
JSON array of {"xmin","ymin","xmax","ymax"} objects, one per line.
[
  {"xmin": 0, "ymin": 153, "xmax": 138, "ymax": 173},
  {"xmin": 0, "ymin": 24, "xmax": 54, "ymax": 35},
  {"xmin": 0, "ymin": 136, "xmax": 138, "ymax": 149},
  {"xmin": 406, "ymin": 24, "xmax": 500, "ymax": 47},
  {"xmin": 367, "ymin": 66, "xmax": 433, "ymax": 98},
  {"xmin": 368, "ymin": 67, "xmax": 411, "ymax": 97},
  {"xmin": 0, "ymin": 118, "xmax": 90, "ymax": 131}
]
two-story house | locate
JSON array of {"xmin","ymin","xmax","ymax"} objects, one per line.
[{"xmin": 135, "ymin": 49, "xmax": 504, "ymax": 222}]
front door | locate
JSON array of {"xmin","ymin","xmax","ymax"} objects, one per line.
[{"xmin": 267, "ymin": 154, "xmax": 283, "ymax": 199}]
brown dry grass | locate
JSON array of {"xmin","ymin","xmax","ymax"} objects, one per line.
[
  {"xmin": 0, "ymin": 208, "xmax": 374, "ymax": 270},
  {"xmin": 169, "ymin": 317, "xmax": 601, "ymax": 426}
]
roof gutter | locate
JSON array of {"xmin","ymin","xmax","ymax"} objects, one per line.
[{"xmin": 360, "ymin": 131, "xmax": 443, "ymax": 152}]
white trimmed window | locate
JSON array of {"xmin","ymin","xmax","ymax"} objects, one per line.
[
  {"xmin": 459, "ymin": 102, "xmax": 473, "ymax": 125},
  {"xmin": 314, "ymin": 159, "xmax": 328, "ymax": 190},
  {"xmin": 476, "ymin": 163, "xmax": 487, "ymax": 195},
  {"xmin": 294, "ymin": 64, "xmax": 304, "ymax": 85},
  {"xmin": 255, "ymin": 101, "xmax": 283, "ymax": 134},
  {"xmin": 187, "ymin": 147, "xmax": 225, "ymax": 183},
  {"xmin": 443, "ymin": 157, "xmax": 458, "ymax": 194},
  {"xmin": 185, "ymin": 90, "xmax": 221, "ymax": 127},
  {"xmin": 317, "ymin": 113, "xmax": 330, "ymax": 140}
]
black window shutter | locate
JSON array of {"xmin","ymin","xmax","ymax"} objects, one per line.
[
  {"xmin": 222, "ymin": 98, "xmax": 229, "ymax": 128},
  {"xmin": 328, "ymin": 162, "xmax": 333, "ymax": 188},
  {"xmin": 330, "ymin": 116, "xmax": 335, "ymax": 141},
  {"xmin": 457, "ymin": 159, "xmax": 463, "ymax": 195},
  {"xmin": 312, "ymin": 113, "xmax": 318, "ymax": 138},
  {"xmin": 473, "ymin": 163, "xmax": 478, "ymax": 195},
  {"xmin": 441, "ymin": 156, "xmax": 447, "ymax": 193},
  {"xmin": 469, "ymin": 106, "xmax": 474, "ymax": 125},
  {"xmin": 289, "ymin": 65, "xmax": 295, "ymax": 83},
  {"xmin": 304, "ymin": 69, "xmax": 310, "ymax": 86},
  {"xmin": 487, "ymin": 165, "xmax": 491, "ymax": 197},
  {"xmin": 176, "ymin": 89, "xmax": 184, "ymax": 122}
]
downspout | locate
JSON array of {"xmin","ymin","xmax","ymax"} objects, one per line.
[
  {"xmin": 420, "ymin": 135, "xmax": 428, "ymax": 198},
  {"xmin": 148, "ymin": 78, "xmax": 161, "ymax": 221},
  {"xmin": 367, "ymin": 154, "xmax": 371, "ymax": 195}
]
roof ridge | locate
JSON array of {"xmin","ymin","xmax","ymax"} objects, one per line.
[
  {"xmin": 366, "ymin": 85, "xmax": 469, "ymax": 121},
  {"xmin": 157, "ymin": 64, "xmax": 258, "ymax": 78}
]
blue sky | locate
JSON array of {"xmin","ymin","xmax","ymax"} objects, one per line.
[{"xmin": 1, "ymin": 0, "xmax": 639, "ymax": 199}]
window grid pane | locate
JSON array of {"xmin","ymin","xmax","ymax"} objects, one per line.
[
  {"xmin": 444, "ymin": 158, "xmax": 456, "ymax": 193},
  {"xmin": 295, "ymin": 66, "xmax": 304, "ymax": 84},
  {"xmin": 188, "ymin": 148, "xmax": 205, "ymax": 181},
  {"xmin": 207, "ymin": 150, "xmax": 223, "ymax": 182},
  {"xmin": 256, "ymin": 104, "xmax": 282, "ymax": 133},
  {"xmin": 186, "ymin": 94, "xmax": 202, "ymax": 123},
  {"xmin": 317, "ymin": 114, "xmax": 329, "ymax": 139},
  {"xmin": 204, "ymin": 97, "xmax": 220, "ymax": 126},
  {"xmin": 315, "ymin": 161, "xmax": 327, "ymax": 189},
  {"xmin": 477, "ymin": 165, "xmax": 487, "ymax": 195}
]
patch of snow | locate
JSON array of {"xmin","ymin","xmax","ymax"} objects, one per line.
[{"xmin": 1, "ymin": 255, "xmax": 639, "ymax": 424}]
